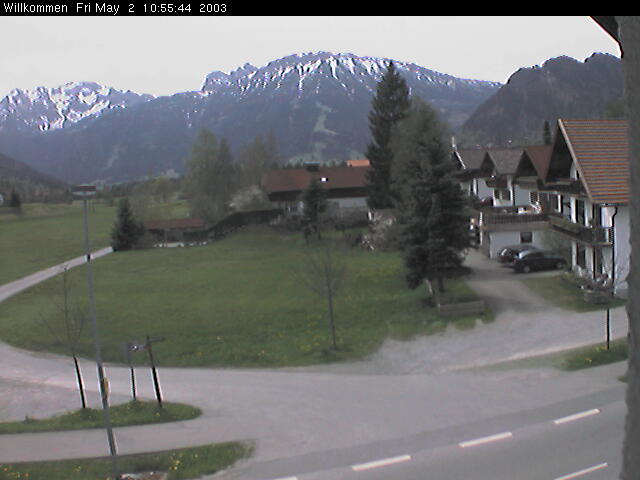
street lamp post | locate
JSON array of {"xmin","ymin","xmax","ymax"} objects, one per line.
[{"xmin": 71, "ymin": 185, "xmax": 119, "ymax": 479}]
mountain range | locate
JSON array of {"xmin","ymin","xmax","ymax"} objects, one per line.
[
  {"xmin": 460, "ymin": 53, "xmax": 623, "ymax": 145},
  {"xmin": 0, "ymin": 51, "xmax": 623, "ymax": 185}
]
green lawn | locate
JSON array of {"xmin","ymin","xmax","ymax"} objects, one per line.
[
  {"xmin": 521, "ymin": 274, "xmax": 626, "ymax": 312},
  {"xmin": 560, "ymin": 339, "xmax": 629, "ymax": 371},
  {"xmin": 0, "ymin": 200, "xmax": 190, "ymax": 286},
  {"xmin": 0, "ymin": 441, "xmax": 252, "ymax": 480},
  {"xmin": 0, "ymin": 201, "xmax": 117, "ymax": 285},
  {"xmin": 0, "ymin": 400, "xmax": 201, "ymax": 434},
  {"xmin": 471, "ymin": 338, "xmax": 629, "ymax": 373},
  {"xmin": 0, "ymin": 225, "xmax": 490, "ymax": 368}
]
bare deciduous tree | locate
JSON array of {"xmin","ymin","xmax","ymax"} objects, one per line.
[
  {"xmin": 294, "ymin": 238, "xmax": 349, "ymax": 350},
  {"xmin": 39, "ymin": 266, "xmax": 88, "ymax": 409}
]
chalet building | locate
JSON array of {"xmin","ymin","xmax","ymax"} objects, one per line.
[
  {"xmin": 454, "ymin": 119, "xmax": 630, "ymax": 296},
  {"xmin": 480, "ymin": 147, "xmax": 554, "ymax": 257},
  {"xmin": 454, "ymin": 146, "xmax": 552, "ymax": 258},
  {"xmin": 452, "ymin": 149, "xmax": 492, "ymax": 201},
  {"xmin": 262, "ymin": 163, "xmax": 370, "ymax": 215},
  {"xmin": 543, "ymin": 119, "xmax": 629, "ymax": 295},
  {"xmin": 480, "ymin": 148, "xmax": 525, "ymax": 207}
]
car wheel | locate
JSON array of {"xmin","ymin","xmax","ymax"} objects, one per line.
[
  {"xmin": 556, "ymin": 262, "xmax": 565, "ymax": 270},
  {"xmin": 522, "ymin": 265, "xmax": 531, "ymax": 273}
]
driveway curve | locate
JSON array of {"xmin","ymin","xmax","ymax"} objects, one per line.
[
  {"xmin": 291, "ymin": 250, "xmax": 628, "ymax": 375},
  {"xmin": 0, "ymin": 247, "xmax": 630, "ymax": 479}
]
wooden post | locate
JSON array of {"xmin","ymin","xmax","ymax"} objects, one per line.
[{"xmin": 146, "ymin": 335, "xmax": 163, "ymax": 409}]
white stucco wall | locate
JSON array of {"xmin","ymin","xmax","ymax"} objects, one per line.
[
  {"xmin": 477, "ymin": 178, "xmax": 494, "ymax": 201},
  {"xmin": 486, "ymin": 230, "xmax": 546, "ymax": 258},
  {"xmin": 612, "ymin": 206, "xmax": 630, "ymax": 295}
]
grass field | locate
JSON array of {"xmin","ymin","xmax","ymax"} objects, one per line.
[
  {"xmin": 521, "ymin": 274, "xmax": 626, "ymax": 312},
  {"xmin": 0, "ymin": 441, "xmax": 252, "ymax": 480},
  {"xmin": 0, "ymin": 400, "xmax": 201, "ymax": 434},
  {"xmin": 0, "ymin": 225, "xmax": 491, "ymax": 368},
  {"xmin": 0, "ymin": 201, "xmax": 117, "ymax": 285},
  {"xmin": 472, "ymin": 338, "xmax": 629, "ymax": 373},
  {"xmin": 0, "ymin": 200, "xmax": 190, "ymax": 286}
]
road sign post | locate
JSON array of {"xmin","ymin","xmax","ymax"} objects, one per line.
[{"xmin": 121, "ymin": 342, "xmax": 137, "ymax": 401}]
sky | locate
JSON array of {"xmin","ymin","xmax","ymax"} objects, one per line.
[{"xmin": 0, "ymin": 16, "xmax": 621, "ymax": 100}]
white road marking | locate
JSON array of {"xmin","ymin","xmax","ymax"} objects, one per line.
[
  {"xmin": 351, "ymin": 454, "xmax": 412, "ymax": 471},
  {"xmin": 458, "ymin": 431, "xmax": 513, "ymax": 448},
  {"xmin": 553, "ymin": 408, "xmax": 600, "ymax": 425},
  {"xmin": 554, "ymin": 462, "xmax": 608, "ymax": 480}
]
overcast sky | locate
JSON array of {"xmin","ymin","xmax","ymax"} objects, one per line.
[{"xmin": 0, "ymin": 16, "xmax": 620, "ymax": 99}]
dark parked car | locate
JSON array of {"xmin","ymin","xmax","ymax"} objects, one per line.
[
  {"xmin": 498, "ymin": 244, "xmax": 539, "ymax": 264},
  {"xmin": 510, "ymin": 250, "xmax": 567, "ymax": 273}
]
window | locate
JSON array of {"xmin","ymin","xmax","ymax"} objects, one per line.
[
  {"xmin": 520, "ymin": 231, "xmax": 533, "ymax": 243},
  {"xmin": 594, "ymin": 248, "xmax": 604, "ymax": 275},
  {"xmin": 592, "ymin": 205, "xmax": 602, "ymax": 227},
  {"xmin": 494, "ymin": 189, "xmax": 511, "ymax": 201},
  {"xmin": 576, "ymin": 244, "xmax": 586, "ymax": 268},
  {"xmin": 575, "ymin": 199, "xmax": 586, "ymax": 226}
]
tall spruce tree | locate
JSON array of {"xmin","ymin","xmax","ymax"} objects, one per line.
[
  {"xmin": 393, "ymin": 99, "xmax": 470, "ymax": 294},
  {"xmin": 365, "ymin": 61, "xmax": 411, "ymax": 210},
  {"xmin": 111, "ymin": 197, "xmax": 145, "ymax": 251}
]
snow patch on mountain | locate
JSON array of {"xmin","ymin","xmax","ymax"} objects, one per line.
[
  {"xmin": 0, "ymin": 82, "xmax": 153, "ymax": 133},
  {"xmin": 201, "ymin": 51, "xmax": 501, "ymax": 99}
]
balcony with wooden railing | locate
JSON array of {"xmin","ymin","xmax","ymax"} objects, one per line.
[
  {"xmin": 479, "ymin": 206, "xmax": 550, "ymax": 232},
  {"xmin": 548, "ymin": 214, "xmax": 613, "ymax": 245}
]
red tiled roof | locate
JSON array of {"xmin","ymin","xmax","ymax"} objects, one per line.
[
  {"xmin": 347, "ymin": 159, "xmax": 370, "ymax": 167},
  {"xmin": 559, "ymin": 119, "xmax": 629, "ymax": 204},
  {"xmin": 145, "ymin": 218, "xmax": 206, "ymax": 230},
  {"xmin": 262, "ymin": 165, "xmax": 370, "ymax": 194}
]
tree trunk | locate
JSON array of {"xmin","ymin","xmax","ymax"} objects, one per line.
[
  {"xmin": 619, "ymin": 15, "xmax": 640, "ymax": 480},
  {"xmin": 327, "ymin": 289, "xmax": 337, "ymax": 350}
]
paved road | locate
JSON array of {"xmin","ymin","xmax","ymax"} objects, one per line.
[
  {"xmin": 296, "ymin": 394, "xmax": 624, "ymax": 480},
  {"xmin": 0, "ymin": 247, "xmax": 630, "ymax": 480}
]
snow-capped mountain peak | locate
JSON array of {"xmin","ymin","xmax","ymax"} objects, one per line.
[
  {"xmin": 200, "ymin": 51, "xmax": 501, "ymax": 97},
  {"xmin": 0, "ymin": 82, "xmax": 153, "ymax": 133}
]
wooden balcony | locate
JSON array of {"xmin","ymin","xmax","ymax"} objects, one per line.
[
  {"xmin": 548, "ymin": 214, "xmax": 613, "ymax": 245},
  {"xmin": 479, "ymin": 206, "xmax": 550, "ymax": 232}
]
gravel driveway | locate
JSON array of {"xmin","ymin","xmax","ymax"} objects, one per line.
[{"xmin": 292, "ymin": 250, "xmax": 628, "ymax": 375}]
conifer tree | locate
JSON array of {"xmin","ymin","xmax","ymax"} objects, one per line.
[
  {"xmin": 543, "ymin": 120, "xmax": 553, "ymax": 145},
  {"xmin": 365, "ymin": 61, "xmax": 411, "ymax": 210},
  {"xmin": 394, "ymin": 99, "xmax": 470, "ymax": 294},
  {"xmin": 111, "ymin": 197, "xmax": 145, "ymax": 251}
]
